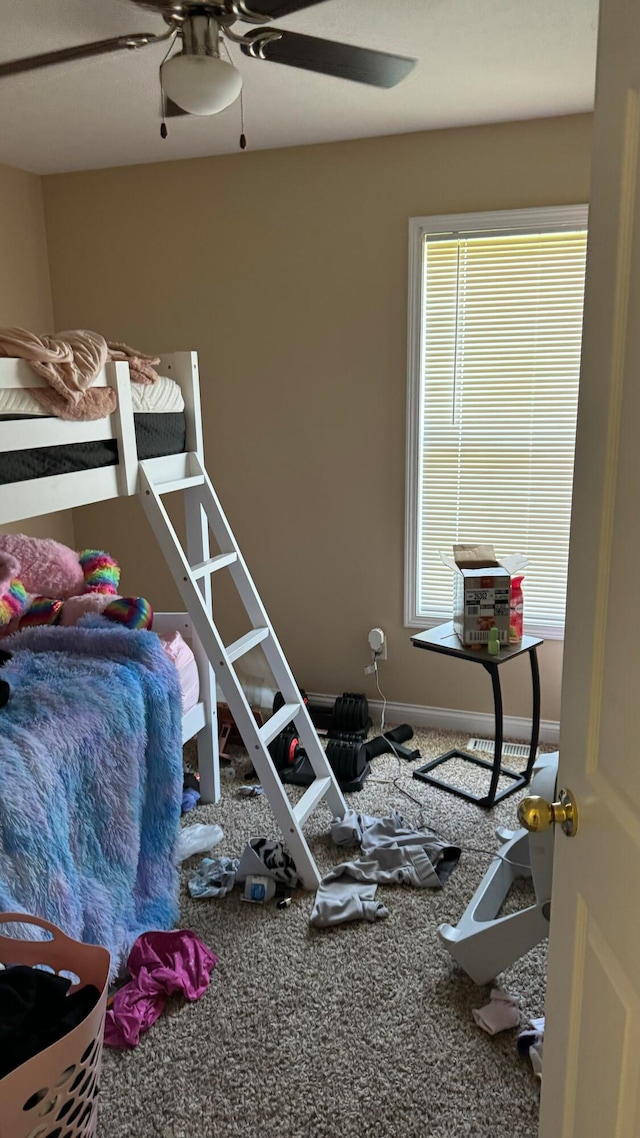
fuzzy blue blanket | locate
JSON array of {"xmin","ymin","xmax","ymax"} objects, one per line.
[{"xmin": 0, "ymin": 619, "xmax": 183, "ymax": 977}]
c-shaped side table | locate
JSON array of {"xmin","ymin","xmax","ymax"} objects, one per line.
[{"xmin": 411, "ymin": 621, "xmax": 543, "ymax": 809}]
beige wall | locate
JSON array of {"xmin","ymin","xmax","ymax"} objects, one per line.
[
  {"xmin": 42, "ymin": 114, "xmax": 593, "ymax": 723},
  {"xmin": 0, "ymin": 162, "xmax": 75, "ymax": 547}
]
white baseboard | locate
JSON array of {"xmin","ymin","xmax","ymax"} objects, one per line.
[
  {"xmin": 305, "ymin": 692, "xmax": 560, "ymax": 746},
  {"xmin": 242, "ymin": 680, "xmax": 560, "ymax": 746}
]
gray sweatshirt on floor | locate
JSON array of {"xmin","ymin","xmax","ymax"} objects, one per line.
[{"xmin": 310, "ymin": 809, "xmax": 460, "ymax": 929}]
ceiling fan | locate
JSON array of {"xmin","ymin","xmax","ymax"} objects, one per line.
[{"xmin": 0, "ymin": 1, "xmax": 417, "ymax": 126}]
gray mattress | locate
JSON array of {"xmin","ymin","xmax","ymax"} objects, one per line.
[{"xmin": 0, "ymin": 413, "xmax": 186, "ymax": 485}]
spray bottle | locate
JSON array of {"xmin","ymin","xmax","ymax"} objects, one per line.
[{"xmin": 510, "ymin": 575, "xmax": 525, "ymax": 643}]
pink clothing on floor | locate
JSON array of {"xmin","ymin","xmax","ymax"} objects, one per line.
[{"xmin": 103, "ymin": 929, "xmax": 218, "ymax": 1050}]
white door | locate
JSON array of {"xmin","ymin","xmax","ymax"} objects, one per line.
[{"xmin": 538, "ymin": 0, "xmax": 640, "ymax": 1134}]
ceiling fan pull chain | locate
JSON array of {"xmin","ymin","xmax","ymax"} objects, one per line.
[
  {"xmin": 240, "ymin": 85, "xmax": 247, "ymax": 150},
  {"xmin": 221, "ymin": 37, "xmax": 247, "ymax": 150},
  {"xmin": 158, "ymin": 30, "xmax": 178, "ymax": 140},
  {"xmin": 160, "ymin": 76, "xmax": 168, "ymax": 138}
]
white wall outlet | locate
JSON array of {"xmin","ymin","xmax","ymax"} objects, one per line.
[{"xmin": 368, "ymin": 627, "xmax": 387, "ymax": 660}]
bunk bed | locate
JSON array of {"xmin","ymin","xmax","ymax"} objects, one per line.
[
  {"xmin": 0, "ymin": 347, "xmax": 345, "ymax": 915},
  {"xmin": 0, "ymin": 351, "xmax": 218, "ymax": 801}
]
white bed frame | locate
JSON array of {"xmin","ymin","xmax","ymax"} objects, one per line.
[{"xmin": 0, "ymin": 351, "xmax": 220, "ymax": 803}]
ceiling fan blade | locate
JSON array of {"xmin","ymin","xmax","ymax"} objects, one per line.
[
  {"xmin": 236, "ymin": 0, "xmax": 331, "ymax": 18},
  {"xmin": 0, "ymin": 33, "xmax": 163, "ymax": 79},
  {"xmin": 240, "ymin": 29, "xmax": 416, "ymax": 88}
]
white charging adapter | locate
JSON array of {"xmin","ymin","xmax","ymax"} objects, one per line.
[{"xmin": 368, "ymin": 628, "xmax": 385, "ymax": 654}]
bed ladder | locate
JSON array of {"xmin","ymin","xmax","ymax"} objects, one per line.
[{"xmin": 138, "ymin": 452, "xmax": 347, "ymax": 890}]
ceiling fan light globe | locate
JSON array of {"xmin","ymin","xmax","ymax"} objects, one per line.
[{"xmin": 161, "ymin": 54, "xmax": 242, "ymax": 116}]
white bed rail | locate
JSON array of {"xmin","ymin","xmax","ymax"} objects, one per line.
[
  {"xmin": 153, "ymin": 610, "xmax": 218, "ymax": 799},
  {"xmin": 0, "ymin": 350, "xmax": 201, "ymax": 523}
]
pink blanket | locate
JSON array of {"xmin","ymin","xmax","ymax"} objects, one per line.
[{"xmin": 0, "ymin": 327, "xmax": 160, "ymax": 421}]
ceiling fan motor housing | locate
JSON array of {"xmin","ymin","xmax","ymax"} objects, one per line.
[
  {"xmin": 182, "ymin": 11, "xmax": 222, "ymax": 57},
  {"xmin": 134, "ymin": 2, "xmax": 259, "ymax": 29}
]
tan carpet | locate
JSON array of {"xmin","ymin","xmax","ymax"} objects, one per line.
[{"xmin": 97, "ymin": 727, "xmax": 552, "ymax": 1138}]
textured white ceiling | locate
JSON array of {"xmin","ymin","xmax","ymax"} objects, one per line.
[{"xmin": 0, "ymin": 0, "xmax": 599, "ymax": 175}]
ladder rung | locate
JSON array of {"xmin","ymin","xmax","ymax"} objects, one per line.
[
  {"xmin": 259, "ymin": 701, "xmax": 300, "ymax": 746},
  {"xmin": 192, "ymin": 552, "xmax": 238, "ymax": 579},
  {"xmin": 226, "ymin": 627, "xmax": 269, "ymax": 664},
  {"xmin": 293, "ymin": 777, "xmax": 332, "ymax": 826},
  {"xmin": 154, "ymin": 474, "xmax": 205, "ymax": 495}
]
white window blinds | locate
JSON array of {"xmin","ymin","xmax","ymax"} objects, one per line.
[{"xmin": 413, "ymin": 219, "xmax": 588, "ymax": 638}]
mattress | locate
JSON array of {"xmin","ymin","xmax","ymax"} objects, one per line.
[
  {"xmin": 0, "ymin": 374, "xmax": 185, "ymax": 416},
  {"xmin": 0, "ymin": 413, "xmax": 186, "ymax": 485},
  {"xmin": 0, "ymin": 373, "xmax": 187, "ymax": 485}
]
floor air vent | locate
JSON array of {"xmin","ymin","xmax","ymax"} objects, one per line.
[{"xmin": 466, "ymin": 738, "xmax": 538, "ymax": 760}]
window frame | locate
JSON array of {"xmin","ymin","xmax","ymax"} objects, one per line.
[{"xmin": 404, "ymin": 204, "xmax": 589, "ymax": 638}]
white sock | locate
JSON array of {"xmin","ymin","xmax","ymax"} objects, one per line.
[{"xmin": 473, "ymin": 989, "xmax": 520, "ymax": 1035}]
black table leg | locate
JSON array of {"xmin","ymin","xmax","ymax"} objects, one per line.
[
  {"xmin": 522, "ymin": 647, "xmax": 541, "ymax": 783},
  {"xmin": 483, "ymin": 662, "xmax": 504, "ymax": 808},
  {"xmin": 412, "ymin": 643, "xmax": 538, "ymax": 808}
]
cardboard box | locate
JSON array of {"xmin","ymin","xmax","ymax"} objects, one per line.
[{"xmin": 441, "ymin": 544, "xmax": 526, "ymax": 647}]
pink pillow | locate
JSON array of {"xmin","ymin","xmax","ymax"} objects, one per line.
[
  {"xmin": 160, "ymin": 630, "xmax": 200, "ymax": 714},
  {"xmin": 0, "ymin": 535, "xmax": 85, "ymax": 599}
]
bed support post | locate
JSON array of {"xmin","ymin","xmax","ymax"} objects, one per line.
[
  {"xmin": 107, "ymin": 360, "xmax": 138, "ymax": 496},
  {"xmin": 156, "ymin": 351, "xmax": 220, "ymax": 804},
  {"xmin": 185, "ymin": 492, "xmax": 220, "ymax": 804}
]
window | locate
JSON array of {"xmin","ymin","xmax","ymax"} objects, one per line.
[{"xmin": 405, "ymin": 206, "xmax": 589, "ymax": 639}]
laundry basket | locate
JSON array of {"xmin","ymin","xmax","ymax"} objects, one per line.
[{"xmin": 0, "ymin": 913, "xmax": 110, "ymax": 1138}]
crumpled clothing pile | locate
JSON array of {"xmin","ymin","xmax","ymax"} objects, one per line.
[
  {"xmin": 188, "ymin": 837, "xmax": 299, "ymax": 900},
  {"xmin": 310, "ymin": 808, "xmax": 461, "ymax": 928}
]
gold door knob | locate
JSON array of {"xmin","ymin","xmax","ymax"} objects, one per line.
[{"xmin": 518, "ymin": 788, "xmax": 578, "ymax": 837}]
